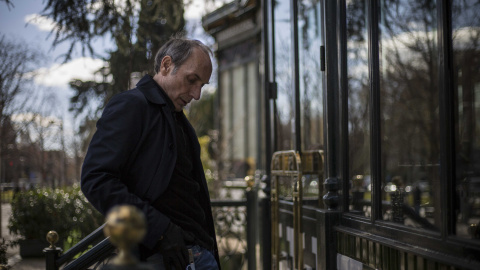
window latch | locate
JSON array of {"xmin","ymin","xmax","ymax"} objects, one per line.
[
  {"xmin": 320, "ymin": 45, "xmax": 325, "ymax": 71},
  {"xmin": 268, "ymin": 81, "xmax": 278, "ymax": 100}
]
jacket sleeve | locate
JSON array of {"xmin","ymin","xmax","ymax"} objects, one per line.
[{"xmin": 81, "ymin": 92, "xmax": 169, "ymax": 249}]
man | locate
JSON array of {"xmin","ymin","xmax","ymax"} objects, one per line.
[{"xmin": 81, "ymin": 35, "xmax": 220, "ymax": 270}]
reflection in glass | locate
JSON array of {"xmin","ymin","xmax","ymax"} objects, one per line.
[
  {"xmin": 346, "ymin": 0, "xmax": 370, "ymax": 216},
  {"xmin": 275, "ymin": 173, "xmax": 296, "ymax": 269},
  {"xmin": 379, "ymin": 0, "xmax": 439, "ymax": 229},
  {"xmin": 297, "ymin": 3, "xmax": 325, "ymax": 266},
  {"xmin": 271, "ymin": 151, "xmax": 301, "ymax": 269},
  {"xmin": 453, "ymin": 1, "xmax": 480, "ymax": 240},
  {"xmin": 274, "ymin": 0, "xmax": 294, "ymax": 150},
  {"xmin": 298, "ymin": 0, "xmax": 324, "ymax": 152}
]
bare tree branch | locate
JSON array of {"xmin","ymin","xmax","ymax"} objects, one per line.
[{"xmin": 0, "ymin": 0, "xmax": 14, "ymax": 10}]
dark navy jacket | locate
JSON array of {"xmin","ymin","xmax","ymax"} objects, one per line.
[{"xmin": 81, "ymin": 75, "xmax": 219, "ymax": 261}]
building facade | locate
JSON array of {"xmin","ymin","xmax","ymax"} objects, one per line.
[{"xmin": 204, "ymin": 0, "xmax": 480, "ymax": 269}]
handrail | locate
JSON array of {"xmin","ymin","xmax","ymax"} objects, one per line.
[
  {"xmin": 46, "ymin": 223, "xmax": 115, "ymax": 270},
  {"xmin": 62, "ymin": 238, "xmax": 114, "ymax": 270},
  {"xmin": 57, "ymin": 223, "xmax": 107, "ymax": 266},
  {"xmin": 211, "ymin": 199, "xmax": 247, "ymax": 207}
]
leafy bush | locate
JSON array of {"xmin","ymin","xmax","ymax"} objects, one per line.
[
  {"xmin": 8, "ymin": 184, "xmax": 104, "ymax": 246},
  {"xmin": 0, "ymin": 238, "xmax": 12, "ymax": 267}
]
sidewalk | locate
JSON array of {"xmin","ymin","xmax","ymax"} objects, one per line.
[{"xmin": 2, "ymin": 203, "xmax": 44, "ymax": 270}]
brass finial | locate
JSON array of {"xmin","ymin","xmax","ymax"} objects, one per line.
[
  {"xmin": 245, "ymin": 175, "xmax": 254, "ymax": 189},
  {"xmin": 469, "ymin": 223, "xmax": 480, "ymax": 239},
  {"xmin": 104, "ymin": 205, "xmax": 147, "ymax": 265},
  {"xmin": 46, "ymin": 230, "xmax": 59, "ymax": 249}
]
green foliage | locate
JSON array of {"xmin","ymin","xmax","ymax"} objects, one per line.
[
  {"xmin": 198, "ymin": 135, "xmax": 213, "ymax": 180},
  {"xmin": 40, "ymin": 0, "xmax": 186, "ymax": 62},
  {"xmin": 186, "ymin": 91, "xmax": 217, "ymax": 184},
  {"xmin": 187, "ymin": 91, "xmax": 215, "ymax": 137},
  {"xmin": 0, "ymin": 238, "xmax": 12, "ymax": 266},
  {"xmin": 68, "ymin": 79, "xmax": 109, "ymax": 117},
  {"xmin": 8, "ymin": 184, "xmax": 104, "ymax": 246}
]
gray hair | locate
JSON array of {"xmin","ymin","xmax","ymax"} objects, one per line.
[{"xmin": 154, "ymin": 34, "xmax": 212, "ymax": 74}]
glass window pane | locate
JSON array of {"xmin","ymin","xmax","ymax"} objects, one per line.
[
  {"xmin": 298, "ymin": 0, "xmax": 325, "ymax": 213},
  {"xmin": 274, "ymin": 0, "xmax": 294, "ymax": 150},
  {"xmin": 299, "ymin": 0, "xmax": 324, "ymax": 152},
  {"xmin": 379, "ymin": 0, "xmax": 439, "ymax": 229},
  {"xmin": 346, "ymin": 0, "xmax": 370, "ymax": 216},
  {"xmin": 453, "ymin": 0, "xmax": 480, "ymax": 240}
]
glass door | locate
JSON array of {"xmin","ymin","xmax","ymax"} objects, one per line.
[
  {"xmin": 268, "ymin": 0, "xmax": 326, "ymax": 268},
  {"xmin": 297, "ymin": 1, "xmax": 326, "ymax": 267}
]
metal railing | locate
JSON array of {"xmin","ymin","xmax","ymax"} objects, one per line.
[
  {"xmin": 44, "ymin": 224, "xmax": 115, "ymax": 270},
  {"xmin": 44, "ymin": 188, "xmax": 257, "ymax": 270}
]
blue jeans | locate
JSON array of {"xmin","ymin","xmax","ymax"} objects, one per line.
[{"xmin": 146, "ymin": 245, "xmax": 218, "ymax": 270}]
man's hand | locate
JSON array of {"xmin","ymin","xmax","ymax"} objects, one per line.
[{"xmin": 156, "ymin": 222, "xmax": 189, "ymax": 269}]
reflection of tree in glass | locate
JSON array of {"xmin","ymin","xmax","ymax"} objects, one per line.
[
  {"xmin": 274, "ymin": 1, "xmax": 294, "ymax": 150},
  {"xmin": 299, "ymin": 0, "xmax": 324, "ymax": 150},
  {"xmin": 346, "ymin": 0, "xmax": 370, "ymax": 178},
  {"xmin": 452, "ymin": 1, "xmax": 480, "ymax": 238},
  {"xmin": 452, "ymin": 1, "xmax": 480, "ymax": 178},
  {"xmin": 380, "ymin": 0, "xmax": 439, "ymax": 172},
  {"xmin": 380, "ymin": 0, "xmax": 440, "ymax": 226}
]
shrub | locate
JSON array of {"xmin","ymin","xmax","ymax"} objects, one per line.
[
  {"xmin": 8, "ymin": 184, "xmax": 104, "ymax": 247},
  {"xmin": 0, "ymin": 238, "xmax": 11, "ymax": 267}
]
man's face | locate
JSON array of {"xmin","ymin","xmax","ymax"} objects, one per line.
[{"xmin": 157, "ymin": 48, "xmax": 212, "ymax": 111}]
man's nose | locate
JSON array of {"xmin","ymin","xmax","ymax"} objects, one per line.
[{"xmin": 191, "ymin": 86, "xmax": 201, "ymax": 100}]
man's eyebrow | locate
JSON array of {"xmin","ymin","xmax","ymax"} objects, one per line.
[{"xmin": 191, "ymin": 73, "xmax": 209, "ymax": 84}]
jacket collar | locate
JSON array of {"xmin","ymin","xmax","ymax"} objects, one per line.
[{"xmin": 136, "ymin": 75, "xmax": 175, "ymax": 111}]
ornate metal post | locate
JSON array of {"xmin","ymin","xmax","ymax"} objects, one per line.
[
  {"xmin": 323, "ymin": 177, "xmax": 340, "ymax": 210},
  {"xmin": 322, "ymin": 0, "xmax": 341, "ymax": 213},
  {"xmin": 245, "ymin": 175, "xmax": 257, "ymax": 270},
  {"xmin": 102, "ymin": 205, "xmax": 153, "ymax": 270},
  {"xmin": 44, "ymin": 230, "xmax": 62, "ymax": 270}
]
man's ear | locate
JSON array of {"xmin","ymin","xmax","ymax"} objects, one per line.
[{"xmin": 160, "ymin": 56, "xmax": 172, "ymax": 75}]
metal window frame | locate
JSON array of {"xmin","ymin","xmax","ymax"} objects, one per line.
[{"xmin": 337, "ymin": 0, "xmax": 480, "ymax": 261}]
